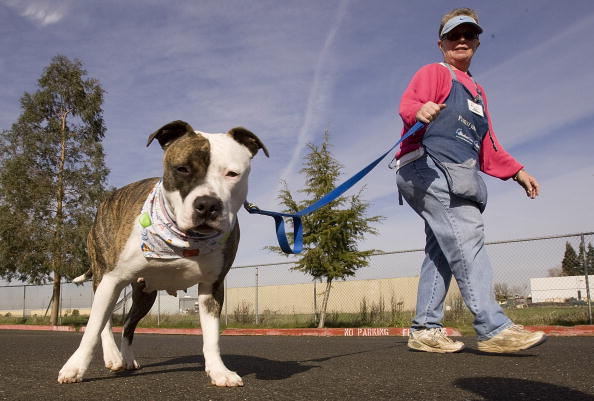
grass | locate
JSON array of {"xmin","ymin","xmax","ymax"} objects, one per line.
[
  {"xmin": 0, "ymin": 314, "xmax": 88, "ymax": 328},
  {"xmin": 505, "ymin": 306, "xmax": 592, "ymax": 326},
  {"xmin": 1, "ymin": 302, "xmax": 591, "ymax": 331}
]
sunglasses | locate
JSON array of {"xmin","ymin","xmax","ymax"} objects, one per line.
[{"xmin": 441, "ymin": 30, "xmax": 480, "ymax": 41}]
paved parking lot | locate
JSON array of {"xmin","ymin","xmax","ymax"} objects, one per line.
[{"xmin": 1, "ymin": 330, "xmax": 593, "ymax": 400}]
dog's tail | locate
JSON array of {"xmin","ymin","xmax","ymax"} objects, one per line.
[{"xmin": 72, "ymin": 269, "xmax": 92, "ymax": 285}]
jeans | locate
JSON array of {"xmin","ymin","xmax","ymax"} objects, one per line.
[{"xmin": 396, "ymin": 155, "xmax": 511, "ymax": 340}]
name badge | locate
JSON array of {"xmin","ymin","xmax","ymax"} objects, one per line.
[{"xmin": 467, "ymin": 99, "xmax": 484, "ymax": 117}]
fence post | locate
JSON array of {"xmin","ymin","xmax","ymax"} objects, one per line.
[
  {"xmin": 313, "ymin": 279, "xmax": 317, "ymax": 323},
  {"xmin": 23, "ymin": 286, "xmax": 26, "ymax": 319},
  {"xmin": 59, "ymin": 289, "xmax": 63, "ymax": 325},
  {"xmin": 581, "ymin": 234, "xmax": 593, "ymax": 324},
  {"xmin": 255, "ymin": 267, "xmax": 259, "ymax": 325}
]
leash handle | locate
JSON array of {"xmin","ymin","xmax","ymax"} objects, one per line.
[{"xmin": 244, "ymin": 121, "xmax": 425, "ymax": 254}]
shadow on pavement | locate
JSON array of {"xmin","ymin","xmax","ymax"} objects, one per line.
[
  {"xmin": 86, "ymin": 344, "xmax": 399, "ymax": 382},
  {"xmin": 455, "ymin": 377, "xmax": 594, "ymax": 401},
  {"xmin": 461, "ymin": 347, "xmax": 540, "ymax": 357}
]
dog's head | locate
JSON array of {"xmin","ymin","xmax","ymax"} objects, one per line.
[{"xmin": 147, "ymin": 120, "xmax": 268, "ymax": 235}]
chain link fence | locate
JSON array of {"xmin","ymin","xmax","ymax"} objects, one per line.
[{"xmin": 1, "ymin": 232, "xmax": 592, "ymax": 327}]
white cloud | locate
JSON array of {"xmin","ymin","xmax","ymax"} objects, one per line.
[
  {"xmin": 23, "ymin": 3, "xmax": 64, "ymax": 25},
  {"xmin": 279, "ymin": 0, "xmax": 350, "ymax": 184},
  {"xmin": 2, "ymin": 0, "xmax": 70, "ymax": 26}
]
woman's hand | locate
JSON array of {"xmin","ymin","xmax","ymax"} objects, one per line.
[
  {"xmin": 513, "ymin": 169, "xmax": 540, "ymax": 199},
  {"xmin": 416, "ymin": 101, "xmax": 447, "ymax": 123}
]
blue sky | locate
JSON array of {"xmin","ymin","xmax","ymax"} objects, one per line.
[{"xmin": 1, "ymin": 0, "xmax": 593, "ymax": 270}]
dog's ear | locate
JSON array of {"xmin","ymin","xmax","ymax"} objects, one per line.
[
  {"xmin": 228, "ymin": 127, "xmax": 269, "ymax": 158},
  {"xmin": 147, "ymin": 120, "xmax": 195, "ymax": 149}
]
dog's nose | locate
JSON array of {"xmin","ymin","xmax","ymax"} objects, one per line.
[{"xmin": 193, "ymin": 196, "xmax": 222, "ymax": 220}]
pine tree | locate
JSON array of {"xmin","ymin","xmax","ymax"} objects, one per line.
[
  {"xmin": 0, "ymin": 55, "xmax": 109, "ymax": 325},
  {"xmin": 578, "ymin": 242, "xmax": 594, "ymax": 276},
  {"xmin": 271, "ymin": 131, "xmax": 383, "ymax": 328},
  {"xmin": 561, "ymin": 242, "xmax": 579, "ymax": 276},
  {"xmin": 587, "ymin": 243, "xmax": 594, "ymax": 276},
  {"xmin": 577, "ymin": 242, "xmax": 586, "ymax": 276}
]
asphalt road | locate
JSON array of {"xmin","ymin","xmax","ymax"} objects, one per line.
[{"xmin": 1, "ymin": 330, "xmax": 593, "ymax": 401}]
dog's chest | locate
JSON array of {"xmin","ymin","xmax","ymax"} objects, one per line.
[
  {"xmin": 117, "ymin": 224, "xmax": 225, "ymax": 293},
  {"xmin": 139, "ymin": 254, "xmax": 224, "ymax": 293}
]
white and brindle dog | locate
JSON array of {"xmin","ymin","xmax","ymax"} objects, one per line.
[{"xmin": 58, "ymin": 120, "xmax": 268, "ymax": 386}]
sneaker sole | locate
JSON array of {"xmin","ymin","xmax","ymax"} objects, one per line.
[
  {"xmin": 478, "ymin": 333, "xmax": 547, "ymax": 354},
  {"xmin": 407, "ymin": 339, "xmax": 465, "ymax": 354}
]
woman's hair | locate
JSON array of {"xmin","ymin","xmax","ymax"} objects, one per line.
[{"xmin": 439, "ymin": 8, "xmax": 479, "ymax": 37}]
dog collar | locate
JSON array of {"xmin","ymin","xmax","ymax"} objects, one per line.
[{"xmin": 138, "ymin": 181, "xmax": 229, "ymax": 258}]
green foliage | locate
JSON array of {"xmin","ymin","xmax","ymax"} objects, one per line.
[
  {"xmin": 269, "ymin": 131, "xmax": 383, "ymax": 328},
  {"xmin": 561, "ymin": 241, "xmax": 594, "ymax": 277},
  {"xmin": 3, "ymin": 305, "xmax": 589, "ymax": 330},
  {"xmin": 561, "ymin": 242, "xmax": 580, "ymax": 277},
  {"xmin": 587, "ymin": 244, "xmax": 594, "ymax": 274},
  {"xmin": 0, "ymin": 55, "xmax": 109, "ymax": 284},
  {"xmin": 271, "ymin": 131, "xmax": 383, "ymax": 281}
]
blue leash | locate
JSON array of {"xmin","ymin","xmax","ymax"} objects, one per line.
[{"xmin": 243, "ymin": 121, "xmax": 425, "ymax": 254}]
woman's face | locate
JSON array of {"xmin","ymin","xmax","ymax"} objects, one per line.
[{"xmin": 438, "ymin": 24, "xmax": 480, "ymax": 69}]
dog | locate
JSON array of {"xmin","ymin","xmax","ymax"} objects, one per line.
[{"xmin": 58, "ymin": 120, "xmax": 268, "ymax": 386}]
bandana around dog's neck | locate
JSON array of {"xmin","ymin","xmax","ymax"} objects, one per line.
[{"xmin": 138, "ymin": 181, "xmax": 229, "ymax": 259}]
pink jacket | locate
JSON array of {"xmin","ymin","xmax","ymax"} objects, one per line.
[{"xmin": 398, "ymin": 63, "xmax": 522, "ymax": 179}]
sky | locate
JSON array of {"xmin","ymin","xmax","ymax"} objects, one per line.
[{"xmin": 1, "ymin": 0, "xmax": 593, "ymax": 274}]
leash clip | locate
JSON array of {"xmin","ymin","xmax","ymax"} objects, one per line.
[
  {"xmin": 243, "ymin": 201, "xmax": 260, "ymax": 213},
  {"xmin": 388, "ymin": 157, "xmax": 398, "ymax": 170}
]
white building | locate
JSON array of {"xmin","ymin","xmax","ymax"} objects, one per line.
[{"xmin": 530, "ymin": 275, "xmax": 594, "ymax": 303}]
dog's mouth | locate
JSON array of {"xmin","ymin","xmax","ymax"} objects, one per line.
[{"xmin": 186, "ymin": 224, "xmax": 222, "ymax": 238}]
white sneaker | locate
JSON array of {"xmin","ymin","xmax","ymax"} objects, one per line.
[
  {"xmin": 478, "ymin": 324, "xmax": 546, "ymax": 353},
  {"xmin": 407, "ymin": 328, "xmax": 464, "ymax": 353}
]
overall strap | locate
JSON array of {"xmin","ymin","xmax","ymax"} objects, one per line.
[
  {"xmin": 440, "ymin": 62, "xmax": 458, "ymax": 81},
  {"xmin": 440, "ymin": 62, "xmax": 483, "ymax": 103}
]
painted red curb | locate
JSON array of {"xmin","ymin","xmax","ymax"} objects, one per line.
[
  {"xmin": 525, "ymin": 325, "xmax": 594, "ymax": 336},
  {"xmin": 2, "ymin": 325, "xmax": 593, "ymax": 336},
  {"xmin": 221, "ymin": 327, "xmax": 463, "ymax": 337},
  {"xmin": 0, "ymin": 325, "xmax": 206, "ymax": 335},
  {"xmin": 0, "ymin": 325, "xmax": 459, "ymax": 337},
  {"xmin": 110, "ymin": 327, "xmax": 203, "ymax": 335},
  {"xmin": 0, "ymin": 324, "xmax": 79, "ymax": 332}
]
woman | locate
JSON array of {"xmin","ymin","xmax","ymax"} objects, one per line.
[{"xmin": 395, "ymin": 8, "xmax": 545, "ymax": 353}]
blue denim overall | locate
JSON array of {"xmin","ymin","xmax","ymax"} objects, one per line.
[{"xmin": 396, "ymin": 64, "xmax": 511, "ymax": 340}]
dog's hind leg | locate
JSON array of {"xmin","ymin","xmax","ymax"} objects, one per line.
[
  {"xmin": 120, "ymin": 279, "xmax": 157, "ymax": 370},
  {"xmin": 198, "ymin": 282, "xmax": 243, "ymax": 387},
  {"xmin": 58, "ymin": 274, "xmax": 127, "ymax": 383}
]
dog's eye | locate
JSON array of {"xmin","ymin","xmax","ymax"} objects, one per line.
[
  {"xmin": 176, "ymin": 166, "xmax": 190, "ymax": 175},
  {"xmin": 226, "ymin": 171, "xmax": 240, "ymax": 178}
]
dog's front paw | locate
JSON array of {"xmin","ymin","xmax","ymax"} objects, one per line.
[
  {"xmin": 58, "ymin": 366, "xmax": 84, "ymax": 383},
  {"xmin": 206, "ymin": 369, "xmax": 244, "ymax": 387},
  {"xmin": 58, "ymin": 354, "xmax": 89, "ymax": 383}
]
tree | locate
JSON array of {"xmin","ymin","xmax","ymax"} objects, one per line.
[
  {"xmin": 270, "ymin": 131, "xmax": 383, "ymax": 328},
  {"xmin": 561, "ymin": 242, "xmax": 580, "ymax": 276},
  {"xmin": 587, "ymin": 243, "xmax": 594, "ymax": 275},
  {"xmin": 577, "ymin": 242, "xmax": 594, "ymax": 276},
  {"xmin": 494, "ymin": 282, "xmax": 511, "ymax": 302},
  {"xmin": 547, "ymin": 266, "xmax": 563, "ymax": 277},
  {"xmin": 0, "ymin": 55, "xmax": 109, "ymax": 325}
]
